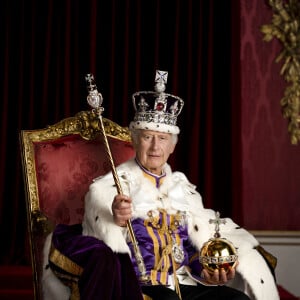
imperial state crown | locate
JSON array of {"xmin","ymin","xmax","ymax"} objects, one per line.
[{"xmin": 129, "ymin": 70, "xmax": 184, "ymax": 134}]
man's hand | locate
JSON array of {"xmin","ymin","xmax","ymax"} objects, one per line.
[
  {"xmin": 201, "ymin": 265, "xmax": 236, "ymax": 285},
  {"xmin": 112, "ymin": 194, "xmax": 132, "ymax": 227}
]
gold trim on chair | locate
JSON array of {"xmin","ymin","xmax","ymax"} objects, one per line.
[
  {"xmin": 20, "ymin": 110, "xmax": 131, "ymax": 223},
  {"xmin": 20, "ymin": 110, "xmax": 132, "ymax": 300}
]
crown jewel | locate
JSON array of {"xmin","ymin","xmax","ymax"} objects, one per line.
[
  {"xmin": 85, "ymin": 74, "xmax": 103, "ymax": 109},
  {"xmin": 130, "ymin": 70, "xmax": 184, "ymax": 134}
]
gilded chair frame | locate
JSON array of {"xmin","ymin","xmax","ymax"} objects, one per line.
[{"xmin": 20, "ymin": 110, "xmax": 133, "ymax": 299}]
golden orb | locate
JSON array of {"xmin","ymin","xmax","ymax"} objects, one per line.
[
  {"xmin": 199, "ymin": 211, "xmax": 238, "ymax": 274},
  {"xmin": 199, "ymin": 237, "xmax": 238, "ymax": 274}
]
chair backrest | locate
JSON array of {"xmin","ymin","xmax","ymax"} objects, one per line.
[{"xmin": 20, "ymin": 110, "xmax": 135, "ymax": 300}]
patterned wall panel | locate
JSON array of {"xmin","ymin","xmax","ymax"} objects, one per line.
[{"xmin": 240, "ymin": 0, "xmax": 300, "ymax": 230}]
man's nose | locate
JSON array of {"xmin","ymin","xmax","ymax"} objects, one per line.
[{"xmin": 151, "ymin": 137, "xmax": 159, "ymax": 148}]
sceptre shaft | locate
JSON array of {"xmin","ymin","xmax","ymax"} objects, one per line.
[{"xmin": 85, "ymin": 74, "xmax": 149, "ymax": 282}]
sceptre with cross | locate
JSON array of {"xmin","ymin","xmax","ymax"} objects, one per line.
[{"xmin": 85, "ymin": 74, "xmax": 149, "ymax": 283}]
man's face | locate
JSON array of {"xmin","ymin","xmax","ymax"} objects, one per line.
[{"xmin": 134, "ymin": 130, "xmax": 176, "ymax": 175}]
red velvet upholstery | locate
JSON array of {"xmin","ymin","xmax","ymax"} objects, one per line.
[{"xmin": 34, "ymin": 134, "xmax": 134, "ymax": 225}]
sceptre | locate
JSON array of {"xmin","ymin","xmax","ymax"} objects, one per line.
[{"xmin": 85, "ymin": 74, "xmax": 149, "ymax": 282}]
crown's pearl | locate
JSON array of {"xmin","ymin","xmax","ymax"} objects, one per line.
[{"xmin": 155, "ymin": 82, "xmax": 166, "ymax": 93}]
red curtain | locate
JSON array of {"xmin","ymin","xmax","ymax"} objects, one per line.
[{"xmin": 0, "ymin": 0, "xmax": 241, "ymax": 264}]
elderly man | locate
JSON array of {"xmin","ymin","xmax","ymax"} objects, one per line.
[{"xmin": 44, "ymin": 71, "xmax": 279, "ymax": 300}]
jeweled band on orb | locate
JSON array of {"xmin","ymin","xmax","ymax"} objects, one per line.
[{"xmin": 199, "ymin": 254, "xmax": 238, "ymax": 265}]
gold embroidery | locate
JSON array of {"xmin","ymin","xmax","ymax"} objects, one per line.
[
  {"xmin": 145, "ymin": 219, "xmax": 160, "ymax": 267},
  {"xmin": 49, "ymin": 244, "xmax": 83, "ymax": 300},
  {"xmin": 49, "ymin": 244, "xmax": 83, "ymax": 276},
  {"xmin": 150, "ymin": 270, "xmax": 158, "ymax": 285},
  {"xmin": 145, "ymin": 209, "xmax": 184, "ymax": 300},
  {"xmin": 145, "ymin": 210, "xmax": 185, "ymax": 274}
]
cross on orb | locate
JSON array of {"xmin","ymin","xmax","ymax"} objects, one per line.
[{"xmin": 209, "ymin": 211, "xmax": 226, "ymax": 238}]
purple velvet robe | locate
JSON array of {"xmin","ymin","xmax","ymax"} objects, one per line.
[{"xmin": 50, "ymin": 223, "xmax": 144, "ymax": 300}]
